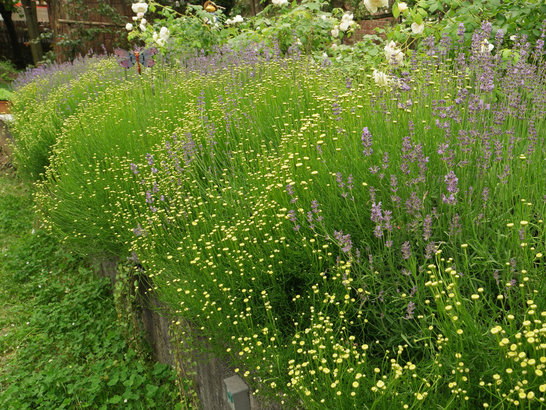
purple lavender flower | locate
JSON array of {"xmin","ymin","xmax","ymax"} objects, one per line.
[
  {"xmin": 336, "ymin": 172, "xmax": 345, "ymax": 189},
  {"xmin": 371, "ymin": 202, "xmax": 383, "ymax": 224},
  {"xmin": 450, "ymin": 213, "xmax": 462, "ymax": 236},
  {"xmin": 405, "ymin": 301, "xmax": 416, "ymax": 320},
  {"xmin": 361, "ymin": 127, "xmax": 373, "ymax": 156},
  {"xmin": 146, "ymin": 153, "xmax": 154, "ymax": 166},
  {"xmin": 424, "ymin": 242, "xmax": 436, "ymax": 259},
  {"xmin": 334, "ymin": 230, "xmax": 353, "ymax": 253},
  {"xmin": 145, "ymin": 190, "xmax": 154, "ymax": 204},
  {"xmin": 286, "ymin": 183, "xmax": 297, "ymax": 203},
  {"xmin": 132, "ymin": 223, "xmax": 143, "ymax": 237},
  {"xmin": 130, "ymin": 163, "xmax": 139, "ymax": 175},
  {"xmin": 423, "ymin": 214, "xmax": 432, "ymax": 241},
  {"xmin": 442, "ymin": 171, "xmax": 459, "ymax": 205},
  {"xmin": 401, "ymin": 241, "xmax": 411, "ymax": 260}
]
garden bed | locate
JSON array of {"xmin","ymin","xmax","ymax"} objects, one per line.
[{"xmin": 5, "ymin": 15, "xmax": 546, "ymax": 409}]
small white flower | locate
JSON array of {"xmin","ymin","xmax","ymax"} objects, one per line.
[
  {"xmin": 156, "ymin": 38, "xmax": 166, "ymax": 47},
  {"xmin": 225, "ymin": 18, "xmax": 233, "ymax": 25},
  {"xmin": 272, "ymin": 0, "xmax": 288, "ymax": 6},
  {"xmin": 480, "ymin": 39, "xmax": 494, "ymax": 54},
  {"xmin": 125, "ymin": 22, "xmax": 133, "ymax": 31},
  {"xmin": 339, "ymin": 21, "xmax": 350, "ymax": 32},
  {"xmin": 175, "ymin": 1, "xmax": 180, "ymax": 6},
  {"xmin": 136, "ymin": 12, "xmax": 144, "ymax": 19},
  {"xmin": 331, "ymin": 26, "xmax": 339, "ymax": 38},
  {"xmin": 411, "ymin": 22, "xmax": 424, "ymax": 35},
  {"xmin": 364, "ymin": 0, "xmax": 388, "ymax": 14},
  {"xmin": 320, "ymin": 15, "xmax": 327, "ymax": 21},
  {"xmin": 232, "ymin": 15, "xmax": 244, "ymax": 23},
  {"xmin": 132, "ymin": 16, "xmax": 138, "ymax": 21},
  {"xmin": 385, "ymin": 40, "xmax": 404, "ymax": 65},
  {"xmin": 510, "ymin": 35, "xmax": 517, "ymax": 41},
  {"xmin": 373, "ymin": 69, "xmax": 390, "ymax": 87},
  {"xmin": 139, "ymin": 19, "xmax": 147, "ymax": 31},
  {"xmin": 398, "ymin": 2, "xmax": 408, "ymax": 13},
  {"xmin": 131, "ymin": 2, "xmax": 148, "ymax": 15},
  {"xmin": 331, "ymin": 43, "xmax": 338, "ymax": 50}
]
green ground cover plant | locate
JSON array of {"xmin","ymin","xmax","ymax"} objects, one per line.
[
  {"xmin": 0, "ymin": 172, "xmax": 184, "ymax": 408},
  {"xmin": 9, "ymin": 20, "xmax": 546, "ymax": 409}
]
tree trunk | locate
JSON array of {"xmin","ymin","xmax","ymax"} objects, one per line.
[
  {"xmin": 21, "ymin": 0, "xmax": 43, "ymax": 64},
  {"xmin": 0, "ymin": 3, "xmax": 24, "ymax": 68}
]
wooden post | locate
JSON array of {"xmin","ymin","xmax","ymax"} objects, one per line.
[{"xmin": 21, "ymin": 0, "xmax": 43, "ymax": 64}]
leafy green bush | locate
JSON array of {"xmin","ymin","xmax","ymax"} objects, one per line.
[{"xmin": 388, "ymin": 0, "xmax": 546, "ymax": 53}]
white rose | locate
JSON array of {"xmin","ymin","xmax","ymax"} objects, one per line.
[
  {"xmin": 131, "ymin": 2, "xmax": 148, "ymax": 15},
  {"xmin": 132, "ymin": 16, "xmax": 138, "ymax": 21},
  {"xmin": 398, "ymin": 2, "xmax": 408, "ymax": 13},
  {"xmin": 137, "ymin": 12, "xmax": 144, "ymax": 19},
  {"xmin": 480, "ymin": 39, "xmax": 494, "ymax": 54},
  {"xmin": 411, "ymin": 22, "xmax": 424, "ymax": 35},
  {"xmin": 339, "ymin": 21, "xmax": 350, "ymax": 32},
  {"xmin": 342, "ymin": 12, "xmax": 353, "ymax": 23},
  {"xmin": 373, "ymin": 70, "xmax": 390, "ymax": 87},
  {"xmin": 331, "ymin": 26, "xmax": 339, "ymax": 38},
  {"xmin": 159, "ymin": 26, "xmax": 170, "ymax": 41},
  {"xmin": 364, "ymin": 0, "xmax": 388, "ymax": 14},
  {"xmin": 125, "ymin": 23, "xmax": 133, "ymax": 31},
  {"xmin": 233, "ymin": 15, "xmax": 244, "ymax": 23}
]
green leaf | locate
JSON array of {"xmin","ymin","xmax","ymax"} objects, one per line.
[
  {"xmin": 109, "ymin": 395, "xmax": 122, "ymax": 404},
  {"xmin": 393, "ymin": 4, "xmax": 400, "ymax": 19}
]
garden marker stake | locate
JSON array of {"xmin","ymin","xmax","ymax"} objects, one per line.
[{"xmin": 114, "ymin": 47, "xmax": 158, "ymax": 75}]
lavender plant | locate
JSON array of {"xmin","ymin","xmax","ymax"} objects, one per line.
[{"xmin": 11, "ymin": 57, "xmax": 127, "ymax": 180}]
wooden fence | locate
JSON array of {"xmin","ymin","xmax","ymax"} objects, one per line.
[{"xmin": 47, "ymin": 0, "xmax": 132, "ymax": 62}]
